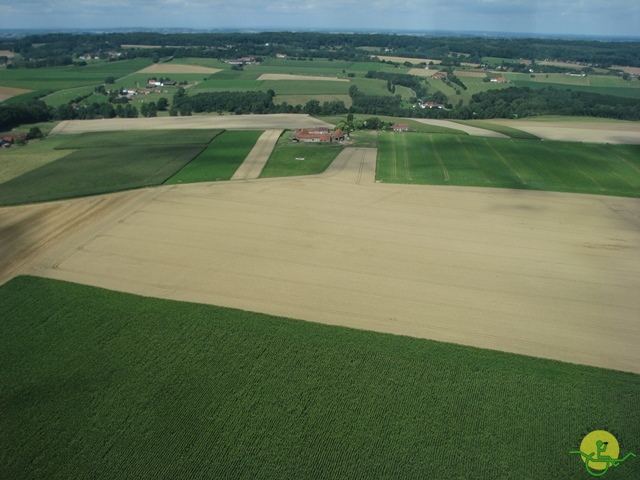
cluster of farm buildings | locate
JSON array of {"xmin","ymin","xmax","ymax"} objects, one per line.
[
  {"xmin": 1, "ymin": 133, "xmax": 26, "ymax": 148},
  {"xmin": 292, "ymin": 128, "xmax": 346, "ymax": 143}
]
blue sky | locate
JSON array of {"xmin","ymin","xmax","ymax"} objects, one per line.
[{"xmin": 3, "ymin": 0, "xmax": 639, "ymax": 38}]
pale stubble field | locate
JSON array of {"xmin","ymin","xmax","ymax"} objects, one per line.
[{"xmin": 2, "ymin": 141, "xmax": 638, "ymax": 374}]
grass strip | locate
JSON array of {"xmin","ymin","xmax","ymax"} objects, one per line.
[
  {"xmin": 165, "ymin": 130, "xmax": 263, "ymax": 184},
  {"xmin": 260, "ymin": 130, "xmax": 343, "ymax": 177}
]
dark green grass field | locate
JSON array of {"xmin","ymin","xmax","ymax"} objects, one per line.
[
  {"xmin": 451, "ymin": 120, "xmax": 541, "ymax": 140},
  {"xmin": 165, "ymin": 130, "xmax": 263, "ymax": 184},
  {"xmin": 0, "ymin": 59, "xmax": 152, "ymax": 91},
  {"xmin": 0, "ymin": 130, "xmax": 221, "ymax": 205},
  {"xmin": 377, "ymin": 132, "xmax": 640, "ymax": 197},
  {"xmin": 260, "ymin": 131, "xmax": 343, "ymax": 178},
  {"xmin": 1, "ymin": 276, "xmax": 638, "ymax": 479}
]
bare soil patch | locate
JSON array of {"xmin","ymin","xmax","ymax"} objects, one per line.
[
  {"xmin": 489, "ymin": 119, "xmax": 640, "ymax": 144},
  {"xmin": 138, "ymin": 63, "xmax": 222, "ymax": 74},
  {"xmin": 50, "ymin": 114, "xmax": 334, "ymax": 135},
  {"xmin": 3, "ymin": 148, "xmax": 638, "ymax": 374},
  {"xmin": 0, "ymin": 50, "xmax": 15, "ymax": 58},
  {"xmin": 258, "ymin": 74, "xmax": 348, "ymax": 82},
  {"xmin": 0, "ymin": 85, "xmax": 32, "ymax": 101}
]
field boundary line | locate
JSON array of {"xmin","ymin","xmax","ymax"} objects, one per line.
[
  {"xmin": 456, "ymin": 137, "xmax": 490, "ymax": 183},
  {"xmin": 610, "ymin": 150, "xmax": 640, "ymax": 178},
  {"xmin": 429, "ymin": 135, "xmax": 450, "ymax": 181},
  {"xmin": 401, "ymin": 133, "xmax": 411, "ymax": 180},
  {"xmin": 391, "ymin": 133, "xmax": 398, "ymax": 180},
  {"xmin": 483, "ymin": 139, "xmax": 527, "ymax": 185}
]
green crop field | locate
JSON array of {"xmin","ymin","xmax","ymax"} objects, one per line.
[
  {"xmin": 260, "ymin": 130, "xmax": 343, "ymax": 177},
  {"xmin": 260, "ymin": 58, "xmax": 355, "ymax": 70},
  {"xmin": 188, "ymin": 79, "xmax": 261, "ymax": 93},
  {"xmin": 0, "ymin": 130, "xmax": 220, "ymax": 205},
  {"xmin": 377, "ymin": 132, "xmax": 640, "ymax": 197},
  {"xmin": 258, "ymin": 79, "xmax": 350, "ymax": 96},
  {"xmin": 0, "ymin": 59, "xmax": 152, "ymax": 92},
  {"xmin": 165, "ymin": 130, "xmax": 262, "ymax": 184},
  {"xmin": 451, "ymin": 120, "xmax": 541, "ymax": 139},
  {"xmin": 54, "ymin": 129, "xmax": 219, "ymax": 149},
  {"xmin": 1, "ymin": 275, "xmax": 638, "ymax": 479}
]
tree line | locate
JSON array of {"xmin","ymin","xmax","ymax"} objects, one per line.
[
  {"xmin": 5, "ymin": 32, "xmax": 640, "ymax": 68},
  {"xmin": 4, "ymin": 83, "xmax": 640, "ymax": 132}
]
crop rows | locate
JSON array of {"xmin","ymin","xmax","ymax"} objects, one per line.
[
  {"xmin": 165, "ymin": 130, "xmax": 263, "ymax": 184},
  {"xmin": 1, "ymin": 276, "xmax": 638, "ymax": 479},
  {"xmin": 0, "ymin": 130, "xmax": 221, "ymax": 205},
  {"xmin": 377, "ymin": 132, "xmax": 640, "ymax": 197}
]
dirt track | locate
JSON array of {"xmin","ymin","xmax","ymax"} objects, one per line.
[
  {"xmin": 414, "ymin": 119, "xmax": 509, "ymax": 138},
  {"xmin": 231, "ymin": 130, "xmax": 282, "ymax": 180},
  {"xmin": 50, "ymin": 115, "xmax": 333, "ymax": 134},
  {"xmin": 258, "ymin": 74, "xmax": 348, "ymax": 81},
  {"xmin": 2, "ymin": 148, "xmax": 638, "ymax": 374}
]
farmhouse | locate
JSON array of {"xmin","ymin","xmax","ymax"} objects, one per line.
[
  {"xmin": 292, "ymin": 128, "xmax": 346, "ymax": 143},
  {"xmin": 432, "ymin": 72, "xmax": 447, "ymax": 80},
  {"xmin": 490, "ymin": 77, "xmax": 508, "ymax": 83},
  {"xmin": 392, "ymin": 124, "xmax": 410, "ymax": 132},
  {"xmin": 420, "ymin": 102, "xmax": 445, "ymax": 109},
  {"xmin": 1, "ymin": 133, "xmax": 26, "ymax": 147}
]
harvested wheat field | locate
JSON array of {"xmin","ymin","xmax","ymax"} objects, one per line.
[
  {"xmin": 138, "ymin": 63, "xmax": 222, "ymax": 74},
  {"xmin": 489, "ymin": 119, "xmax": 640, "ymax": 144},
  {"xmin": 2, "ymin": 147, "xmax": 638, "ymax": 374},
  {"xmin": 257, "ymin": 74, "xmax": 348, "ymax": 81},
  {"xmin": 50, "ymin": 114, "xmax": 333, "ymax": 134}
]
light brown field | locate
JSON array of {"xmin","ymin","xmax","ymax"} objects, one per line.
[
  {"xmin": 489, "ymin": 119, "xmax": 640, "ymax": 144},
  {"xmin": 257, "ymin": 74, "xmax": 348, "ymax": 82},
  {"xmin": 378, "ymin": 56, "xmax": 440, "ymax": 64},
  {"xmin": 50, "ymin": 114, "xmax": 333, "ymax": 134},
  {"xmin": 539, "ymin": 60, "xmax": 586, "ymax": 69},
  {"xmin": 0, "ymin": 85, "xmax": 32, "ymax": 102},
  {"xmin": 0, "ymin": 50, "xmax": 15, "ymax": 58},
  {"xmin": 138, "ymin": 63, "xmax": 222, "ymax": 74},
  {"xmin": 614, "ymin": 66, "xmax": 640, "ymax": 75},
  {"xmin": 1, "ymin": 147, "xmax": 639, "ymax": 374}
]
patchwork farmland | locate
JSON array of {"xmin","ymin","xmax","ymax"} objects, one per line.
[{"xmin": 1, "ymin": 113, "xmax": 640, "ymax": 479}]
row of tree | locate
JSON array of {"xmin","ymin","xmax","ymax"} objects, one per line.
[
  {"xmin": 6, "ymin": 32, "xmax": 640, "ymax": 68},
  {"xmin": 364, "ymin": 71, "xmax": 428, "ymax": 99},
  {"xmin": 4, "ymin": 84, "xmax": 640, "ymax": 132}
]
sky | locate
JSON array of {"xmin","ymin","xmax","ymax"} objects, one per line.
[{"xmin": 2, "ymin": 0, "xmax": 639, "ymax": 38}]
